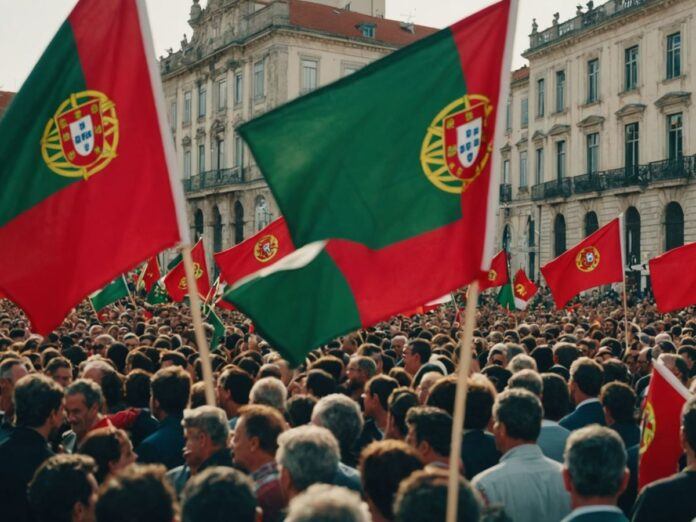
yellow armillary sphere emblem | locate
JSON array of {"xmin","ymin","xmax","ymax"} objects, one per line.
[
  {"xmin": 40, "ymin": 90, "xmax": 119, "ymax": 179},
  {"xmin": 639, "ymin": 402, "xmax": 656, "ymax": 455},
  {"xmin": 420, "ymin": 94, "xmax": 493, "ymax": 194},
  {"xmin": 178, "ymin": 263, "xmax": 204, "ymax": 289},
  {"xmin": 576, "ymin": 246, "xmax": 601, "ymax": 273},
  {"xmin": 254, "ymin": 234, "xmax": 280, "ymax": 263}
]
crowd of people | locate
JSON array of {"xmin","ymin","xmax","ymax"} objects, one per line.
[{"xmin": 0, "ymin": 286, "xmax": 695, "ymax": 522}]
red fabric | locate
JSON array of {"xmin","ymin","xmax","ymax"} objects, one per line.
[
  {"xmin": 0, "ymin": 0, "xmax": 181, "ymax": 334},
  {"xmin": 478, "ymin": 250, "xmax": 509, "ymax": 291},
  {"xmin": 164, "ymin": 241, "xmax": 211, "ymax": 302},
  {"xmin": 638, "ymin": 361, "xmax": 690, "ymax": 488},
  {"xmin": 214, "ymin": 218, "xmax": 295, "ymax": 286},
  {"xmin": 140, "ymin": 256, "xmax": 161, "ymax": 293},
  {"xmin": 513, "ymin": 269, "xmax": 537, "ymax": 301},
  {"xmin": 541, "ymin": 218, "xmax": 623, "ymax": 309},
  {"xmin": 649, "ymin": 242, "xmax": 696, "ymax": 313}
]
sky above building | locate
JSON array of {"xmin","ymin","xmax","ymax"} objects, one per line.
[{"xmin": 0, "ymin": 0, "xmax": 577, "ymax": 92}]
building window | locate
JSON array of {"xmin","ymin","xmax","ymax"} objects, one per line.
[
  {"xmin": 234, "ymin": 135, "xmax": 244, "ymax": 167},
  {"xmin": 253, "ymin": 60, "xmax": 265, "ymax": 99},
  {"xmin": 519, "ymin": 151, "xmax": 528, "ymax": 188},
  {"xmin": 255, "ymin": 196, "xmax": 271, "ymax": 232},
  {"xmin": 624, "ymin": 45, "xmax": 638, "ymax": 91},
  {"xmin": 555, "ymin": 70, "xmax": 565, "ymax": 112},
  {"xmin": 535, "ymin": 147, "xmax": 544, "ymax": 185},
  {"xmin": 555, "ymin": 140, "xmax": 566, "ymax": 181},
  {"xmin": 521, "ymin": 98, "xmax": 529, "ymax": 127},
  {"xmin": 169, "ymin": 99, "xmax": 177, "ymax": 128},
  {"xmin": 502, "ymin": 225, "xmax": 511, "ymax": 252},
  {"xmin": 183, "ymin": 91, "xmax": 192, "ymax": 124},
  {"xmin": 536, "ymin": 78, "xmax": 545, "ymax": 117},
  {"xmin": 527, "ymin": 217, "xmax": 536, "ymax": 280},
  {"xmin": 234, "ymin": 200, "xmax": 245, "ymax": 244},
  {"xmin": 625, "ymin": 206, "xmax": 641, "ymax": 265},
  {"xmin": 183, "ymin": 149, "xmax": 191, "ymax": 179},
  {"xmin": 359, "ymin": 24, "xmax": 376, "ymax": 38},
  {"xmin": 198, "ymin": 84, "xmax": 207, "ymax": 118},
  {"xmin": 625, "ymin": 122, "xmax": 639, "ymax": 174},
  {"xmin": 505, "ymin": 97, "xmax": 512, "ymax": 131},
  {"xmin": 665, "ymin": 202, "xmax": 684, "ymax": 251},
  {"xmin": 586, "ymin": 133, "xmax": 599, "ymax": 174},
  {"xmin": 584, "ymin": 211, "xmax": 599, "ymax": 237},
  {"xmin": 213, "ymin": 139, "xmax": 225, "ymax": 170},
  {"xmin": 587, "ymin": 58, "xmax": 599, "ymax": 103},
  {"xmin": 213, "ymin": 206, "xmax": 223, "ymax": 255},
  {"xmin": 194, "ymin": 209, "xmax": 204, "ymax": 240},
  {"xmin": 666, "ymin": 32, "xmax": 681, "ymax": 80},
  {"xmin": 554, "ymin": 214, "xmax": 566, "ymax": 256},
  {"xmin": 216, "ymin": 78, "xmax": 227, "ymax": 110},
  {"xmin": 301, "ymin": 59, "xmax": 318, "ymax": 94},
  {"xmin": 198, "ymin": 144, "xmax": 205, "ymax": 174},
  {"xmin": 502, "ymin": 159, "xmax": 510, "ymax": 184},
  {"xmin": 234, "ymin": 72, "xmax": 243, "ymax": 105},
  {"xmin": 667, "ymin": 113, "xmax": 683, "ymax": 161}
]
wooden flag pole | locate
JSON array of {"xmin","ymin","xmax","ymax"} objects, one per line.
[
  {"xmin": 182, "ymin": 244, "xmax": 216, "ymax": 406},
  {"xmin": 446, "ymin": 281, "xmax": 479, "ymax": 522},
  {"xmin": 622, "ymin": 273, "xmax": 630, "ymax": 355}
]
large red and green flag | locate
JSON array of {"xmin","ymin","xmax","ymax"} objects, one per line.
[
  {"xmin": 163, "ymin": 241, "xmax": 211, "ymax": 302},
  {"xmin": 541, "ymin": 217, "xmax": 624, "ymax": 309},
  {"xmin": 137, "ymin": 256, "xmax": 162, "ymax": 294},
  {"xmin": 479, "ymin": 250, "xmax": 509, "ymax": 291},
  {"xmin": 89, "ymin": 275, "xmax": 130, "ymax": 312},
  {"xmin": 0, "ymin": 0, "xmax": 187, "ymax": 333},
  {"xmin": 225, "ymin": 0, "xmax": 515, "ymax": 364},
  {"xmin": 214, "ymin": 217, "xmax": 295, "ymax": 286},
  {"xmin": 638, "ymin": 359, "xmax": 691, "ymax": 489},
  {"xmin": 649, "ymin": 242, "xmax": 696, "ymax": 312}
]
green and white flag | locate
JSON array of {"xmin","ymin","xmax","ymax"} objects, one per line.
[
  {"xmin": 90, "ymin": 275, "xmax": 129, "ymax": 311},
  {"xmin": 145, "ymin": 278, "xmax": 171, "ymax": 305},
  {"xmin": 204, "ymin": 303, "xmax": 225, "ymax": 350}
]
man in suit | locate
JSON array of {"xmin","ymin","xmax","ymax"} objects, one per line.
[
  {"xmin": 560, "ymin": 357, "xmax": 606, "ymax": 431},
  {"xmin": 561, "ymin": 425, "xmax": 629, "ymax": 521},
  {"xmin": 631, "ymin": 396, "xmax": 696, "ymax": 522}
]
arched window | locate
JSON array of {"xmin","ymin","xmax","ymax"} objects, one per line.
[
  {"xmin": 584, "ymin": 211, "xmax": 598, "ymax": 237},
  {"xmin": 194, "ymin": 209, "xmax": 204, "ymax": 240},
  {"xmin": 625, "ymin": 206, "xmax": 641, "ymax": 265},
  {"xmin": 234, "ymin": 201, "xmax": 245, "ymax": 244},
  {"xmin": 527, "ymin": 217, "xmax": 536, "ymax": 280},
  {"xmin": 254, "ymin": 196, "xmax": 271, "ymax": 232},
  {"xmin": 665, "ymin": 202, "xmax": 684, "ymax": 251},
  {"xmin": 554, "ymin": 214, "xmax": 566, "ymax": 257},
  {"xmin": 212, "ymin": 206, "xmax": 223, "ymax": 253},
  {"xmin": 502, "ymin": 224, "xmax": 511, "ymax": 252}
]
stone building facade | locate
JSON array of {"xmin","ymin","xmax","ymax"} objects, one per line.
[
  {"xmin": 498, "ymin": 0, "xmax": 695, "ymax": 288},
  {"xmin": 159, "ymin": 0, "xmax": 433, "ymax": 268}
]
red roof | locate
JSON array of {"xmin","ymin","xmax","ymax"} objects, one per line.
[
  {"xmin": 0, "ymin": 91, "xmax": 14, "ymax": 116},
  {"xmin": 288, "ymin": 0, "xmax": 437, "ymax": 47},
  {"xmin": 512, "ymin": 66, "xmax": 529, "ymax": 82}
]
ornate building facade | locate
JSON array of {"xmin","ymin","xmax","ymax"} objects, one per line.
[
  {"xmin": 498, "ymin": 0, "xmax": 695, "ymax": 288},
  {"xmin": 160, "ymin": 0, "xmax": 433, "ymax": 267}
]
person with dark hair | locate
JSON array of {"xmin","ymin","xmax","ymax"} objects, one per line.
[
  {"xmin": 309, "ymin": 356, "xmax": 345, "ymax": 383},
  {"xmin": 137, "ymin": 366, "xmax": 191, "ymax": 469},
  {"xmin": 394, "ymin": 469, "xmax": 481, "ymax": 522},
  {"xmin": 217, "ymin": 366, "xmax": 253, "ymax": 429},
  {"xmin": 632, "ymin": 396, "xmax": 696, "ymax": 522},
  {"xmin": 405, "ymin": 406, "xmax": 453, "ymax": 471},
  {"xmin": 106, "ymin": 343, "xmax": 128, "ymax": 374},
  {"xmin": 79, "ymin": 428, "xmax": 136, "ymax": 484},
  {"xmin": 359, "ymin": 440, "xmax": 423, "ymax": 522},
  {"xmin": 345, "ymin": 356, "xmax": 376, "ymax": 401},
  {"xmin": 403, "ymin": 339, "xmax": 431, "ymax": 377},
  {"xmin": 233, "ymin": 404, "xmax": 287, "ymax": 522},
  {"xmin": 0, "ymin": 374, "xmax": 64, "ymax": 522},
  {"xmin": 560, "ymin": 358, "xmax": 606, "ymax": 431},
  {"xmin": 160, "ymin": 350, "xmax": 188, "ymax": 369},
  {"xmin": 538, "ymin": 373, "xmax": 571, "ymax": 463},
  {"xmin": 480, "ymin": 365, "xmax": 512, "ymax": 393},
  {"xmin": 181, "ymin": 467, "xmax": 258, "ymax": 522},
  {"xmin": 95, "ymin": 464, "xmax": 177, "ymax": 522},
  {"xmin": 386, "ymin": 387, "xmax": 418, "ymax": 440},
  {"xmin": 554, "ymin": 344, "xmax": 582, "ymax": 370},
  {"xmin": 305, "ymin": 368, "xmax": 337, "ymax": 398},
  {"xmin": 389, "ymin": 367, "xmax": 413, "ymax": 388},
  {"xmin": 473, "ymin": 389, "xmax": 571, "ymax": 522},
  {"xmin": 286, "ymin": 394, "xmax": 317, "ymax": 427},
  {"xmin": 530, "ymin": 346, "xmax": 554, "ymax": 373},
  {"xmin": 600, "ymin": 382, "xmax": 639, "ymax": 449},
  {"xmin": 357, "ymin": 375, "xmax": 399, "ymax": 451},
  {"xmin": 0, "ymin": 357, "xmax": 29, "ymax": 442},
  {"xmin": 561, "ymin": 426, "xmax": 629, "ymax": 522},
  {"xmin": 45, "ymin": 356, "xmax": 73, "ymax": 388}
]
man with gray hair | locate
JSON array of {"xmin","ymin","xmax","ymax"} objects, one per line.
[
  {"xmin": 62, "ymin": 378, "xmax": 106, "ymax": 452},
  {"xmin": 0, "ymin": 357, "xmax": 29, "ymax": 443},
  {"xmin": 507, "ymin": 353, "xmax": 538, "ymax": 374},
  {"xmin": 561, "ymin": 425, "xmax": 629, "ymax": 521},
  {"xmin": 167, "ymin": 405, "xmax": 232, "ymax": 496},
  {"xmin": 250, "ymin": 377, "xmax": 287, "ymax": 413},
  {"xmin": 276, "ymin": 425, "xmax": 340, "ymax": 503},
  {"xmin": 285, "ymin": 484, "xmax": 370, "ymax": 522}
]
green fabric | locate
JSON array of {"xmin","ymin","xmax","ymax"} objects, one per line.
[
  {"xmin": 497, "ymin": 283, "xmax": 516, "ymax": 311},
  {"xmin": 239, "ymin": 28, "xmax": 466, "ymax": 249},
  {"xmin": 146, "ymin": 280, "xmax": 170, "ymax": 305},
  {"xmin": 167, "ymin": 253, "xmax": 182, "ymax": 270},
  {"xmin": 90, "ymin": 276, "xmax": 129, "ymax": 311},
  {"xmin": 0, "ymin": 21, "xmax": 86, "ymax": 227},
  {"xmin": 223, "ymin": 248, "xmax": 361, "ymax": 366},
  {"xmin": 204, "ymin": 304, "xmax": 225, "ymax": 350}
]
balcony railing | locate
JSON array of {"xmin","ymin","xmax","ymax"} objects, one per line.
[
  {"xmin": 529, "ymin": 154, "xmax": 695, "ymax": 201},
  {"xmin": 528, "ymin": 0, "xmax": 649, "ymax": 52},
  {"xmin": 183, "ymin": 167, "xmax": 246, "ymax": 192},
  {"xmin": 500, "ymin": 184, "xmax": 512, "ymax": 203}
]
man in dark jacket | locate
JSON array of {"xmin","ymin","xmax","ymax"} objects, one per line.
[{"xmin": 560, "ymin": 358, "xmax": 606, "ymax": 431}]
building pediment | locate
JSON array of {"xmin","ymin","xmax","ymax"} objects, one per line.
[
  {"xmin": 615, "ymin": 103, "xmax": 646, "ymax": 119},
  {"xmin": 195, "ymin": 127, "xmax": 206, "ymax": 141},
  {"xmin": 516, "ymin": 133, "xmax": 529, "ymax": 148},
  {"xmin": 500, "ymin": 143, "xmax": 511, "ymax": 154},
  {"xmin": 211, "ymin": 119, "xmax": 226, "ymax": 136},
  {"xmin": 577, "ymin": 115, "xmax": 605, "ymax": 128},
  {"xmin": 548, "ymin": 124, "xmax": 570, "ymax": 136},
  {"xmin": 532, "ymin": 130, "xmax": 546, "ymax": 142},
  {"xmin": 655, "ymin": 91, "xmax": 691, "ymax": 110}
]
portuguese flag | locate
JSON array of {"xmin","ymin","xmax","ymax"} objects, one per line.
[
  {"xmin": 225, "ymin": 0, "xmax": 515, "ymax": 364},
  {"xmin": 137, "ymin": 256, "xmax": 162, "ymax": 294},
  {"xmin": 90, "ymin": 275, "xmax": 130, "ymax": 312},
  {"xmin": 479, "ymin": 250, "xmax": 509, "ymax": 291},
  {"xmin": 163, "ymin": 240, "xmax": 211, "ymax": 302},
  {"xmin": 649, "ymin": 242, "xmax": 696, "ymax": 313},
  {"xmin": 0, "ymin": 0, "xmax": 186, "ymax": 334}
]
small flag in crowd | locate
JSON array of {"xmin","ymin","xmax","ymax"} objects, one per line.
[
  {"xmin": 479, "ymin": 250, "xmax": 509, "ymax": 291},
  {"xmin": 164, "ymin": 240, "xmax": 211, "ymax": 302},
  {"xmin": 137, "ymin": 256, "xmax": 162, "ymax": 294},
  {"xmin": 89, "ymin": 275, "xmax": 130, "ymax": 313},
  {"xmin": 541, "ymin": 217, "xmax": 624, "ymax": 309},
  {"xmin": 649, "ymin": 242, "xmax": 696, "ymax": 313},
  {"xmin": 146, "ymin": 279, "xmax": 171, "ymax": 305},
  {"xmin": 0, "ymin": 0, "xmax": 186, "ymax": 333},
  {"xmin": 498, "ymin": 269, "xmax": 536, "ymax": 311},
  {"xmin": 204, "ymin": 303, "xmax": 226, "ymax": 350},
  {"xmin": 638, "ymin": 359, "xmax": 691, "ymax": 489}
]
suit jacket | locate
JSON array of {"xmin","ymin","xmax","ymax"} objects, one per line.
[
  {"xmin": 611, "ymin": 423, "xmax": 640, "ymax": 450},
  {"xmin": 559, "ymin": 399, "xmax": 606, "ymax": 431},
  {"xmin": 0, "ymin": 427, "xmax": 54, "ymax": 522},
  {"xmin": 136, "ymin": 413, "xmax": 185, "ymax": 470},
  {"xmin": 631, "ymin": 471, "xmax": 696, "ymax": 522},
  {"xmin": 538, "ymin": 419, "xmax": 571, "ymax": 462},
  {"xmin": 166, "ymin": 447, "xmax": 234, "ymax": 497},
  {"xmin": 462, "ymin": 429, "xmax": 500, "ymax": 480},
  {"xmin": 562, "ymin": 506, "xmax": 628, "ymax": 522}
]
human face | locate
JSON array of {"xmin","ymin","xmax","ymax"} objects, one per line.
[
  {"xmin": 402, "ymin": 346, "xmax": 420, "ymax": 375},
  {"xmin": 362, "ymin": 389, "xmax": 376, "ymax": 418},
  {"xmin": 183, "ymin": 427, "xmax": 207, "ymax": 471},
  {"xmin": 231, "ymin": 418, "xmax": 254, "ymax": 472},
  {"xmin": 65, "ymin": 394, "xmax": 99, "ymax": 441},
  {"xmin": 346, "ymin": 361, "xmax": 365, "ymax": 387},
  {"xmin": 124, "ymin": 338, "xmax": 139, "ymax": 350},
  {"xmin": 51, "ymin": 367, "xmax": 73, "ymax": 388}
]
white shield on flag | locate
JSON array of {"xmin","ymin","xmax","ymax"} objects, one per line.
[
  {"xmin": 69, "ymin": 115, "xmax": 95, "ymax": 156},
  {"xmin": 456, "ymin": 118, "xmax": 482, "ymax": 168}
]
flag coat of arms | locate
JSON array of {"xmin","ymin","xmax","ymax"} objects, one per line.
[
  {"xmin": 137, "ymin": 256, "xmax": 162, "ymax": 294},
  {"xmin": 0, "ymin": 0, "xmax": 187, "ymax": 333},
  {"xmin": 649, "ymin": 242, "xmax": 696, "ymax": 313},
  {"xmin": 224, "ymin": 0, "xmax": 515, "ymax": 364},
  {"xmin": 479, "ymin": 250, "xmax": 509, "ymax": 291},
  {"xmin": 541, "ymin": 217, "xmax": 624, "ymax": 309},
  {"xmin": 164, "ymin": 241, "xmax": 211, "ymax": 302}
]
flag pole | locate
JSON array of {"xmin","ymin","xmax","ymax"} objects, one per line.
[
  {"xmin": 446, "ymin": 281, "xmax": 479, "ymax": 522},
  {"xmin": 182, "ymin": 244, "xmax": 216, "ymax": 406},
  {"xmin": 622, "ymin": 272, "xmax": 630, "ymax": 355}
]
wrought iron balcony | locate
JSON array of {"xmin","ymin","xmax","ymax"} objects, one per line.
[
  {"xmin": 499, "ymin": 184, "xmax": 512, "ymax": 203},
  {"xmin": 531, "ymin": 178, "xmax": 572, "ymax": 201},
  {"xmin": 183, "ymin": 167, "xmax": 245, "ymax": 192}
]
